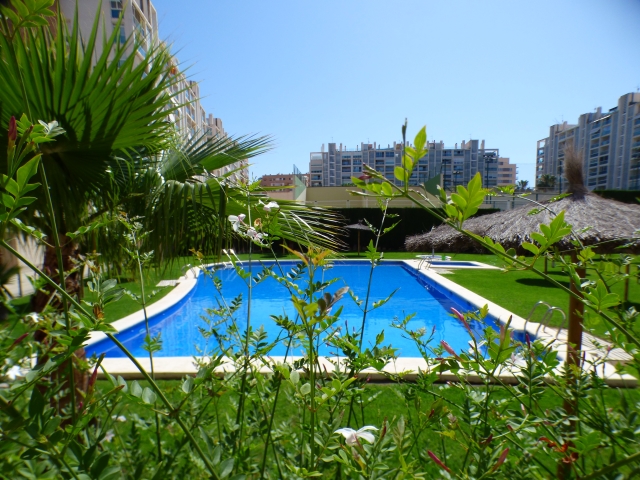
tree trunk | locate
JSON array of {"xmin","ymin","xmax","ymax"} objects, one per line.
[
  {"xmin": 32, "ymin": 234, "xmax": 81, "ymax": 312},
  {"xmin": 32, "ymin": 234, "xmax": 87, "ymax": 418}
]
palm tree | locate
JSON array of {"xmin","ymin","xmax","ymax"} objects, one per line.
[
  {"xmin": 107, "ymin": 131, "xmax": 344, "ymax": 265},
  {"xmin": 0, "ymin": 3, "xmax": 342, "ymax": 309},
  {"xmin": 516, "ymin": 179, "xmax": 529, "ymax": 192},
  {"xmin": 536, "ymin": 174, "xmax": 556, "ymax": 192}
]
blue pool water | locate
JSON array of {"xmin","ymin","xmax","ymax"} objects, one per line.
[{"xmin": 86, "ymin": 261, "xmax": 502, "ymax": 359}]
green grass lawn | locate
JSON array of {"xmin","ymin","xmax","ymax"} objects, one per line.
[
  {"xmin": 82, "ymin": 257, "xmax": 196, "ymax": 321},
  {"xmin": 433, "ymin": 254, "xmax": 639, "ymax": 338}
]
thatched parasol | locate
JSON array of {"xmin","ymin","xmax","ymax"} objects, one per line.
[
  {"xmin": 406, "ymin": 194, "xmax": 640, "ymax": 253},
  {"xmin": 406, "ymin": 156, "xmax": 640, "ymax": 254},
  {"xmin": 345, "ymin": 220, "xmax": 371, "ymax": 256}
]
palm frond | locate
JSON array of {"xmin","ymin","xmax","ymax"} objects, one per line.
[
  {"xmin": 158, "ymin": 130, "xmax": 274, "ymax": 183},
  {"xmin": 0, "ymin": 4, "xmax": 176, "ymax": 231}
]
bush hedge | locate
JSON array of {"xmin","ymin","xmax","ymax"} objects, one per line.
[
  {"xmin": 333, "ymin": 207, "xmax": 500, "ymax": 251},
  {"xmin": 592, "ymin": 189, "xmax": 640, "ymax": 204}
]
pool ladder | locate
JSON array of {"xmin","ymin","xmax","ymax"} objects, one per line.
[{"xmin": 523, "ymin": 301, "xmax": 567, "ymax": 341}]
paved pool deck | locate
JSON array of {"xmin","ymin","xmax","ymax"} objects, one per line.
[{"xmin": 87, "ymin": 259, "xmax": 637, "ymax": 387}]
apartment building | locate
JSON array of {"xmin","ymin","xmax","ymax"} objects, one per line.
[
  {"xmin": 536, "ymin": 92, "xmax": 640, "ymax": 190},
  {"xmin": 58, "ymin": 0, "xmax": 247, "ymax": 181},
  {"xmin": 309, "ymin": 139, "xmax": 502, "ymax": 189},
  {"xmin": 497, "ymin": 158, "xmax": 517, "ymax": 186},
  {"xmin": 260, "ymin": 173, "xmax": 309, "ymax": 190}
]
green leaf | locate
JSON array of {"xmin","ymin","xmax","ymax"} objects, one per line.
[
  {"xmin": 141, "ymin": 387, "xmax": 156, "ymax": 404},
  {"xmin": 97, "ymin": 279, "xmax": 117, "ymax": 293},
  {"xmin": 117, "ymin": 376, "xmax": 127, "ymax": 392},
  {"xmin": 2, "ymin": 193, "xmax": 15, "ymax": 208},
  {"xmin": 182, "ymin": 376, "xmax": 194, "ymax": 394},
  {"xmin": 530, "ymin": 232, "xmax": 546, "ymax": 246},
  {"xmin": 414, "ymin": 126, "xmax": 427, "ymax": 153},
  {"xmin": 219, "ymin": 458, "xmax": 234, "ymax": 478},
  {"xmin": 4, "ymin": 177, "xmax": 19, "ymax": 197},
  {"xmin": 16, "ymin": 154, "xmax": 41, "ymax": 190},
  {"xmin": 584, "ymin": 280, "xmax": 620, "ymax": 312},
  {"xmin": 444, "ymin": 203, "xmax": 458, "ymax": 219},
  {"xmin": 394, "ymin": 166, "xmax": 406, "ymax": 182},
  {"xmin": 15, "ymin": 196, "xmax": 37, "ymax": 207},
  {"xmin": 450, "ymin": 193, "xmax": 467, "ymax": 209},
  {"xmin": 13, "ymin": 0, "xmax": 30, "ymax": 19},
  {"xmin": 130, "ymin": 381, "xmax": 142, "ymax": 398},
  {"xmin": 403, "ymin": 147, "xmax": 415, "ymax": 170},
  {"xmin": 521, "ymin": 242, "xmax": 539, "ymax": 255},
  {"xmin": 381, "ymin": 181, "xmax": 393, "ymax": 196},
  {"xmin": 300, "ymin": 383, "xmax": 311, "ymax": 395},
  {"xmin": 29, "ymin": 387, "xmax": 45, "ymax": 417}
]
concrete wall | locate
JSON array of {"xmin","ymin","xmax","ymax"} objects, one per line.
[{"xmin": 305, "ymin": 186, "xmax": 440, "ymax": 209}]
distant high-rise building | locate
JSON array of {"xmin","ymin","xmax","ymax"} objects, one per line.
[
  {"xmin": 536, "ymin": 92, "xmax": 640, "ymax": 190},
  {"xmin": 309, "ymin": 139, "xmax": 503, "ymax": 189}
]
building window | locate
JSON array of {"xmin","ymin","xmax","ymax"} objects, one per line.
[
  {"xmin": 385, "ymin": 151, "xmax": 394, "ymax": 158},
  {"xmin": 376, "ymin": 152, "xmax": 384, "ymax": 158},
  {"xmin": 111, "ymin": 1, "xmax": 123, "ymax": 18}
]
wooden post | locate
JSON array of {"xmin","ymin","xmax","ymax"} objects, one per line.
[
  {"xmin": 565, "ymin": 251, "xmax": 586, "ymax": 393},
  {"xmin": 559, "ymin": 251, "xmax": 586, "ymax": 479}
]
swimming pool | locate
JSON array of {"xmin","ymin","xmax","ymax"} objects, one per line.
[{"xmin": 86, "ymin": 261, "xmax": 503, "ymax": 359}]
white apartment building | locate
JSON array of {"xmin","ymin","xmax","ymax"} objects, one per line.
[
  {"xmin": 536, "ymin": 92, "xmax": 640, "ymax": 190},
  {"xmin": 58, "ymin": 0, "xmax": 247, "ymax": 181},
  {"xmin": 310, "ymin": 139, "xmax": 504, "ymax": 190}
]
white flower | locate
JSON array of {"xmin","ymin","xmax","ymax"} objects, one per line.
[
  {"xmin": 104, "ymin": 430, "xmax": 115, "ymax": 442},
  {"xmin": 228, "ymin": 214, "xmax": 246, "ymax": 232},
  {"xmin": 263, "ymin": 201, "xmax": 279, "ymax": 212},
  {"xmin": 111, "ymin": 415, "xmax": 127, "ymax": 422},
  {"xmin": 335, "ymin": 426, "xmax": 378, "ymax": 446},
  {"xmin": 246, "ymin": 227, "xmax": 261, "ymax": 240}
]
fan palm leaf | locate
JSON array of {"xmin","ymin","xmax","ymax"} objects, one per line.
[
  {"xmin": 107, "ymin": 131, "xmax": 345, "ymax": 263},
  {"xmin": 0, "ymin": 3, "xmax": 176, "ymax": 234}
]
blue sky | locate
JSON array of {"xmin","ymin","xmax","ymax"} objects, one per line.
[{"xmin": 154, "ymin": 0, "xmax": 640, "ymax": 185}]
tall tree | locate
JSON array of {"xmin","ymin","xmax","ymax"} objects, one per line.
[
  {"xmin": 0, "ymin": 1, "xmax": 343, "ymax": 310},
  {"xmin": 537, "ymin": 174, "xmax": 556, "ymax": 191},
  {"xmin": 516, "ymin": 179, "xmax": 529, "ymax": 191}
]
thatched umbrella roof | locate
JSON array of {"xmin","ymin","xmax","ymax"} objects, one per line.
[
  {"xmin": 406, "ymin": 148, "xmax": 640, "ymax": 254},
  {"xmin": 406, "ymin": 195, "xmax": 640, "ymax": 253}
]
